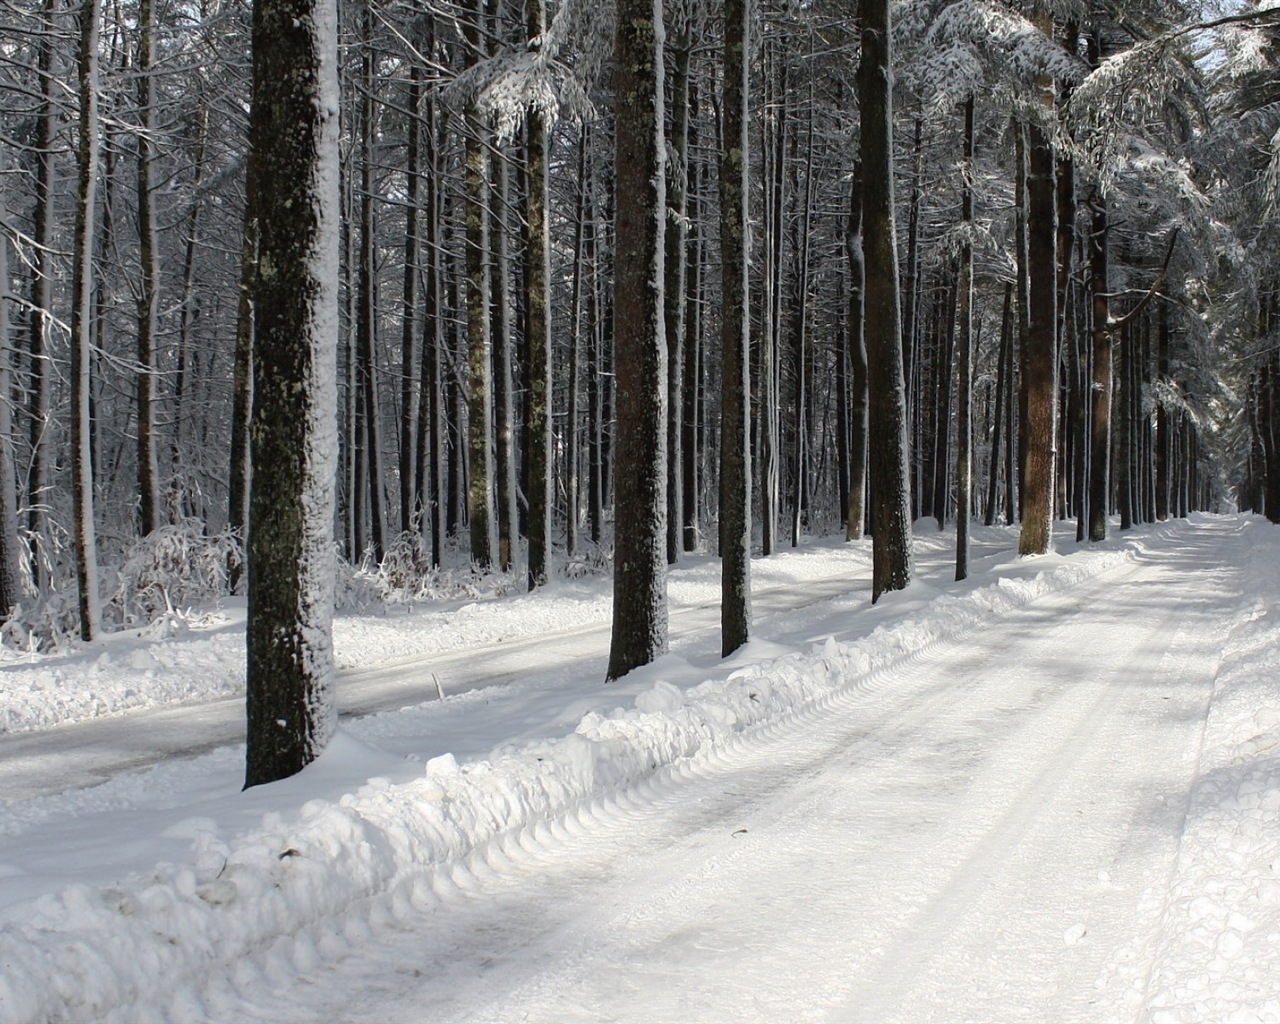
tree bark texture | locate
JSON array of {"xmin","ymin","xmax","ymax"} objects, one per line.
[
  {"xmin": 607, "ymin": 0, "xmax": 668, "ymax": 680},
  {"xmin": 244, "ymin": 0, "xmax": 340, "ymax": 787},
  {"xmin": 858, "ymin": 0, "xmax": 913, "ymax": 602}
]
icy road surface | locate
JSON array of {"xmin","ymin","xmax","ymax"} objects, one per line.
[{"xmin": 220, "ymin": 527, "xmax": 1234, "ymax": 1024}]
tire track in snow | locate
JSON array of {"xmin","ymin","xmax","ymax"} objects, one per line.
[{"xmin": 224, "ymin": 521, "xmax": 1241, "ymax": 1024}]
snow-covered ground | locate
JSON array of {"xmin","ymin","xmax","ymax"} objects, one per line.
[{"xmin": 1, "ymin": 515, "xmax": 1278, "ymax": 1022}]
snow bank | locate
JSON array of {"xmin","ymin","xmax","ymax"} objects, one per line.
[
  {"xmin": 0, "ymin": 529, "xmax": 1168, "ymax": 1021},
  {"xmin": 1144, "ymin": 516, "xmax": 1280, "ymax": 1024}
]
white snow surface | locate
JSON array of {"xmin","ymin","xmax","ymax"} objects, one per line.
[{"xmin": 1, "ymin": 515, "xmax": 1278, "ymax": 1022}]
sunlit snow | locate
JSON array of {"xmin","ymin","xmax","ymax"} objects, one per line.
[{"xmin": 1, "ymin": 515, "xmax": 1278, "ymax": 1022}]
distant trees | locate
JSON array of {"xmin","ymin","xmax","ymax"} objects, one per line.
[{"xmin": 0, "ymin": 0, "xmax": 1259, "ymax": 660}]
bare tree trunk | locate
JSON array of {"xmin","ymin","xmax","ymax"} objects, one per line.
[
  {"xmin": 72, "ymin": 0, "xmax": 102, "ymax": 641},
  {"xmin": 566, "ymin": 139, "xmax": 588, "ymax": 559},
  {"xmin": 955, "ymin": 95, "xmax": 975, "ymax": 580},
  {"xmin": 859, "ymin": 0, "xmax": 913, "ymax": 601},
  {"xmin": 607, "ymin": 0, "xmax": 668, "ymax": 680},
  {"xmin": 134, "ymin": 0, "xmax": 160, "ymax": 536},
  {"xmin": 846, "ymin": 163, "xmax": 867, "ymax": 541},
  {"xmin": 1088, "ymin": 192, "xmax": 1111, "ymax": 542},
  {"xmin": 719, "ymin": 0, "xmax": 751, "ymax": 656},
  {"xmin": 358, "ymin": 7, "xmax": 386, "ymax": 563},
  {"xmin": 493, "ymin": 152, "xmax": 517, "ymax": 573},
  {"xmin": 0, "ymin": 201, "xmax": 22, "ymax": 617},
  {"xmin": 1018, "ymin": 80, "xmax": 1059, "ymax": 556},
  {"xmin": 244, "ymin": 0, "xmax": 340, "ymax": 787},
  {"xmin": 524, "ymin": 0, "xmax": 553, "ymax": 587},
  {"xmin": 27, "ymin": 0, "xmax": 60, "ymax": 568},
  {"xmin": 229, "ymin": 174, "xmax": 257, "ymax": 589},
  {"xmin": 682, "ymin": 110, "xmax": 702, "ymax": 553},
  {"xmin": 986, "ymin": 283, "xmax": 1013, "ymax": 525},
  {"xmin": 664, "ymin": 18, "xmax": 690, "ymax": 566},
  {"xmin": 399, "ymin": 60, "xmax": 423, "ymax": 535}
]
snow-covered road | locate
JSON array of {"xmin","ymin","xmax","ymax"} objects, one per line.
[
  {"xmin": 10, "ymin": 516, "xmax": 1280, "ymax": 1024},
  {"xmin": 205, "ymin": 523, "xmax": 1236, "ymax": 1023}
]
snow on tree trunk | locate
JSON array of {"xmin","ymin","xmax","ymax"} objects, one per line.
[
  {"xmin": 135, "ymin": 0, "xmax": 161, "ymax": 538},
  {"xmin": 71, "ymin": 0, "xmax": 102, "ymax": 642},
  {"xmin": 0, "ymin": 196, "xmax": 22, "ymax": 618},
  {"xmin": 606, "ymin": 0, "xmax": 668, "ymax": 681},
  {"xmin": 858, "ymin": 0, "xmax": 913, "ymax": 603},
  {"xmin": 719, "ymin": 0, "xmax": 751, "ymax": 657},
  {"xmin": 243, "ymin": 0, "xmax": 340, "ymax": 788}
]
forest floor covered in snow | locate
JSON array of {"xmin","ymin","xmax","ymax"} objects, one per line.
[{"xmin": 1, "ymin": 514, "xmax": 1279, "ymax": 1022}]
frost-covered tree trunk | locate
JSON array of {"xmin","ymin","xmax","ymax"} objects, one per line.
[
  {"xmin": 524, "ymin": 0, "xmax": 552, "ymax": 589},
  {"xmin": 607, "ymin": 0, "xmax": 668, "ymax": 681},
  {"xmin": 719, "ymin": 0, "xmax": 750, "ymax": 657},
  {"xmin": 846, "ymin": 163, "xmax": 867, "ymax": 542},
  {"xmin": 399, "ymin": 59, "xmax": 423, "ymax": 536},
  {"xmin": 71, "ymin": 0, "xmax": 102, "ymax": 641},
  {"xmin": 493, "ymin": 152, "xmax": 518, "ymax": 575},
  {"xmin": 0, "ymin": 201, "xmax": 22, "ymax": 618},
  {"xmin": 243, "ymin": 0, "xmax": 339, "ymax": 788},
  {"xmin": 27, "ymin": 0, "xmax": 59, "ymax": 564},
  {"xmin": 954, "ymin": 95, "xmax": 975, "ymax": 581},
  {"xmin": 463, "ymin": 0, "xmax": 494, "ymax": 569},
  {"xmin": 134, "ymin": 0, "xmax": 161, "ymax": 537},
  {"xmin": 859, "ymin": 0, "xmax": 913, "ymax": 602},
  {"xmin": 1018, "ymin": 78, "xmax": 1058, "ymax": 557}
]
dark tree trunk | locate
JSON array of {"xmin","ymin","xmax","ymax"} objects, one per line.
[
  {"xmin": 859, "ymin": 0, "xmax": 913, "ymax": 601},
  {"xmin": 1018, "ymin": 97, "xmax": 1059, "ymax": 556},
  {"xmin": 244, "ymin": 0, "xmax": 340, "ymax": 788},
  {"xmin": 955, "ymin": 95, "xmax": 975, "ymax": 581},
  {"xmin": 524, "ymin": 0, "xmax": 553, "ymax": 588},
  {"xmin": 664, "ymin": 19, "xmax": 691, "ymax": 566},
  {"xmin": 985, "ymin": 284, "xmax": 1013, "ymax": 526},
  {"xmin": 719, "ymin": 0, "xmax": 751, "ymax": 656},
  {"xmin": 135, "ymin": 0, "xmax": 161, "ymax": 536},
  {"xmin": 607, "ymin": 0, "xmax": 668, "ymax": 680},
  {"xmin": 846, "ymin": 163, "xmax": 868, "ymax": 540}
]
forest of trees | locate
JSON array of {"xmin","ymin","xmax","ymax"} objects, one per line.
[{"xmin": 3, "ymin": 0, "xmax": 1280, "ymax": 777}]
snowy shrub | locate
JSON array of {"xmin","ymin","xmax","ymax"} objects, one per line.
[
  {"xmin": 335, "ymin": 533, "xmax": 518, "ymax": 611},
  {"xmin": 104, "ymin": 520, "xmax": 242, "ymax": 630}
]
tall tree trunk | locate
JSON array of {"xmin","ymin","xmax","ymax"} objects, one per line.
[
  {"xmin": 1013, "ymin": 118, "xmax": 1030, "ymax": 521},
  {"xmin": 719, "ymin": 0, "xmax": 750, "ymax": 656},
  {"xmin": 135, "ymin": 0, "xmax": 161, "ymax": 535},
  {"xmin": 607, "ymin": 0, "xmax": 668, "ymax": 680},
  {"xmin": 399, "ymin": 60, "xmax": 423, "ymax": 535},
  {"xmin": 72, "ymin": 0, "xmax": 102, "ymax": 641},
  {"xmin": 844, "ymin": 160, "xmax": 865, "ymax": 540},
  {"xmin": 1155, "ymin": 302, "xmax": 1171, "ymax": 521},
  {"xmin": 358, "ymin": 8, "xmax": 386, "ymax": 563},
  {"xmin": 664, "ymin": 18, "xmax": 690, "ymax": 567},
  {"xmin": 759, "ymin": 48, "xmax": 785, "ymax": 557},
  {"xmin": 493, "ymin": 152, "xmax": 517, "ymax": 573},
  {"xmin": 464, "ymin": 128, "xmax": 494, "ymax": 565},
  {"xmin": 954, "ymin": 95, "xmax": 975, "ymax": 580},
  {"xmin": 846, "ymin": 163, "xmax": 868, "ymax": 541},
  {"xmin": 0, "ymin": 200, "xmax": 22, "ymax": 617},
  {"xmin": 1088, "ymin": 193, "xmax": 1111, "ymax": 542},
  {"xmin": 229, "ymin": 174, "xmax": 257, "ymax": 589},
  {"xmin": 524, "ymin": 0, "xmax": 553, "ymax": 587},
  {"xmin": 566, "ymin": 138, "xmax": 589, "ymax": 559},
  {"xmin": 682, "ymin": 112, "xmax": 702, "ymax": 553},
  {"xmin": 859, "ymin": 0, "xmax": 913, "ymax": 601},
  {"xmin": 244, "ymin": 0, "xmax": 340, "ymax": 787},
  {"xmin": 1018, "ymin": 86, "xmax": 1059, "ymax": 556},
  {"xmin": 27, "ymin": 0, "xmax": 59, "ymax": 567},
  {"xmin": 985, "ymin": 283, "xmax": 1013, "ymax": 525}
]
